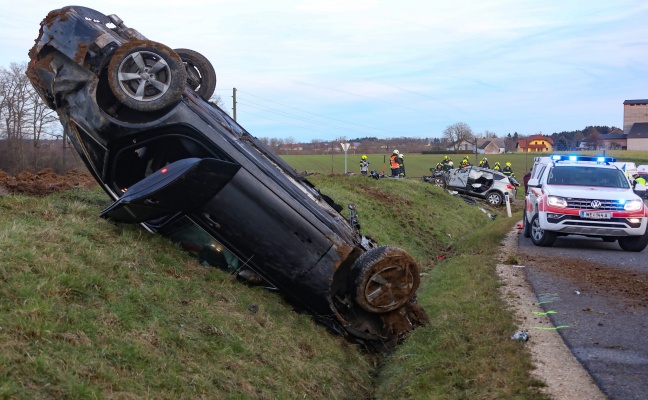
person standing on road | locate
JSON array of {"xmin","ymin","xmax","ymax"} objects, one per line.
[
  {"xmin": 390, "ymin": 150, "xmax": 401, "ymax": 177},
  {"xmin": 359, "ymin": 155, "xmax": 370, "ymax": 175},
  {"xmin": 632, "ymin": 173, "xmax": 646, "ymax": 189}
]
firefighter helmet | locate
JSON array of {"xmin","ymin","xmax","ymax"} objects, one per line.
[
  {"xmin": 393, "ymin": 149, "xmax": 399, "ymax": 155},
  {"xmin": 361, "ymin": 155, "xmax": 367, "ymax": 160}
]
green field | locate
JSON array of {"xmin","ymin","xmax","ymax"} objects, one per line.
[{"xmin": 282, "ymin": 150, "xmax": 648, "ymax": 180}]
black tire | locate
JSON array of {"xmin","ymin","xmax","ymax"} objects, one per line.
[
  {"xmin": 349, "ymin": 246, "xmax": 420, "ymax": 313},
  {"xmin": 530, "ymin": 214, "xmax": 556, "ymax": 247},
  {"xmin": 486, "ymin": 191, "xmax": 503, "ymax": 206},
  {"xmin": 108, "ymin": 40, "xmax": 186, "ymax": 111},
  {"xmin": 618, "ymin": 232, "xmax": 648, "ymax": 252},
  {"xmin": 522, "ymin": 210, "xmax": 531, "ymax": 238},
  {"xmin": 174, "ymin": 48, "xmax": 217, "ymax": 101}
]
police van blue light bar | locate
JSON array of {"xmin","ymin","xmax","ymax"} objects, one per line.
[{"xmin": 550, "ymin": 155, "xmax": 616, "ymax": 163}]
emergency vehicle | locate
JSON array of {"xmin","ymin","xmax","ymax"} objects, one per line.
[{"xmin": 523, "ymin": 155, "xmax": 648, "ymax": 251}]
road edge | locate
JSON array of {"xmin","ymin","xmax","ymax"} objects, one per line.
[{"xmin": 497, "ymin": 225, "xmax": 606, "ymax": 400}]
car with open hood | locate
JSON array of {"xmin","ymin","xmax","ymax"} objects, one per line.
[
  {"xmin": 424, "ymin": 166, "xmax": 518, "ymax": 206},
  {"xmin": 26, "ymin": 5, "xmax": 428, "ymax": 349}
]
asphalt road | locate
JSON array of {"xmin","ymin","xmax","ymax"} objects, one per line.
[{"xmin": 517, "ymin": 234, "xmax": 648, "ymax": 400}]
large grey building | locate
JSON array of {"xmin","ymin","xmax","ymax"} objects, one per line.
[{"xmin": 624, "ymin": 100, "xmax": 648, "ymax": 150}]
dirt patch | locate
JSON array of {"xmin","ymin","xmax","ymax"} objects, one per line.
[
  {"xmin": 497, "ymin": 227, "xmax": 606, "ymax": 400},
  {"xmin": 0, "ymin": 169, "xmax": 96, "ymax": 196},
  {"xmin": 519, "ymin": 253, "xmax": 648, "ymax": 307}
]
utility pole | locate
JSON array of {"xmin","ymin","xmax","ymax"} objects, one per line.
[{"xmin": 232, "ymin": 87, "xmax": 237, "ymax": 121}]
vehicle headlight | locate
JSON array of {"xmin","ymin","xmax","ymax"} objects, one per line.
[
  {"xmin": 547, "ymin": 196, "xmax": 567, "ymax": 208},
  {"xmin": 624, "ymin": 199, "xmax": 643, "ymax": 211}
]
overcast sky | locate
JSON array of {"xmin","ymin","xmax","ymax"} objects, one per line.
[{"xmin": 1, "ymin": 0, "xmax": 647, "ymax": 142}]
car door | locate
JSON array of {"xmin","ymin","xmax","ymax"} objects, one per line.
[
  {"xmin": 447, "ymin": 167, "xmax": 469, "ymax": 191},
  {"xmin": 101, "ymin": 157, "xmax": 240, "ymax": 223}
]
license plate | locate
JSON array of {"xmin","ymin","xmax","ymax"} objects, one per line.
[{"xmin": 580, "ymin": 211, "xmax": 612, "ymax": 219}]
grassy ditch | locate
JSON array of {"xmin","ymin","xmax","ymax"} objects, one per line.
[{"xmin": 0, "ymin": 177, "xmax": 546, "ymax": 399}]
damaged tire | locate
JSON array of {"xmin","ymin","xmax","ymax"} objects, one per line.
[
  {"xmin": 349, "ymin": 246, "xmax": 420, "ymax": 313},
  {"xmin": 174, "ymin": 48, "xmax": 217, "ymax": 101},
  {"xmin": 108, "ymin": 40, "xmax": 186, "ymax": 111}
]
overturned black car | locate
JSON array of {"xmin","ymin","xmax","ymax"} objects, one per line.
[{"xmin": 27, "ymin": 6, "xmax": 428, "ymax": 349}]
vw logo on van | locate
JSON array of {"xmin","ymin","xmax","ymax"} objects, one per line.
[{"xmin": 590, "ymin": 200, "xmax": 602, "ymax": 209}]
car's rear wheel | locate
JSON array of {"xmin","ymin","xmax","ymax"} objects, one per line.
[
  {"xmin": 618, "ymin": 232, "xmax": 648, "ymax": 252},
  {"xmin": 174, "ymin": 48, "xmax": 216, "ymax": 101},
  {"xmin": 349, "ymin": 246, "xmax": 420, "ymax": 313},
  {"xmin": 486, "ymin": 191, "xmax": 503, "ymax": 206},
  {"xmin": 530, "ymin": 215, "xmax": 556, "ymax": 247},
  {"xmin": 108, "ymin": 40, "xmax": 186, "ymax": 111}
]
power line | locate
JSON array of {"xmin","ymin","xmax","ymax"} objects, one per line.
[
  {"xmin": 238, "ymin": 100, "xmax": 382, "ymax": 137},
  {"xmin": 236, "ymin": 90, "xmax": 411, "ymax": 137},
  {"xmin": 239, "ymin": 109, "xmax": 342, "ymax": 138}
]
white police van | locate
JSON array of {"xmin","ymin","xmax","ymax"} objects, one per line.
[{"xmin": 523, "ymin": 155, "xmax": 648, "ymax": 251}]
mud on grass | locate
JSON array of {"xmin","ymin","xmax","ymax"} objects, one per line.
[{"xmin": 0, "ymin": 169, "xmax": 96, "ymax": 196}]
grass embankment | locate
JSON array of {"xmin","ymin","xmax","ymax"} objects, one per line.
[{"xmin": 0, "ymin": 177, "xmax": 547, "ymax": 399}]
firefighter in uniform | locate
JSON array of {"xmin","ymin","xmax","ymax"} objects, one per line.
[
  {"xmin": 460, "ymin": 156, "xmax": 470, "ymax": 168},
  {"xmin": 398, "ymin": 153, "xmax": 405, "ymax": 177},
  {"xmin": 359, "ymin": 155, "xmax": 370, "ymax": 175},
  {"xmin": 493, "ymin": 162, "xmax": 501, "ymax": 171},
  {"xmin": 479, "ymin": 157, "xmax": 490, "ymax": 169},
  {"xmin": 390, "ymin": 150, "xmax": 401, "ymax": 177},
  {"xmin": 502, "ymin": 162, "xmax": 515, "ymax": 178},
  {"xmin": 441, "ymin": 155, "xmax": 452, "ymax": 170}
]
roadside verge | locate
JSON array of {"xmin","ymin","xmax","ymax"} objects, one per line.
[{"xmin": 497, "ymin": 226, "xmax": 605, "ymax": 400}]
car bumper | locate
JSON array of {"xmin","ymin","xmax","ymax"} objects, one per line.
[{"xmin": 539, "ymin": 212, "xmax": 647, "ymax": 236}]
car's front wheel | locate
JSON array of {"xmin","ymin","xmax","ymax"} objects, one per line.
[
  {"xmin": 349, "ymin": 246, "xmax": 420, "ymax": 313},
  {"xmin": 618, "ymin": 231, "xmax": 648, "ymax": 252},
  {"xmin": 486, "ymin": 191, "xmax": 503, "ymax": 206},
  {"xmin": 108, "ymin": 40, "xmax": 186, "ymax": 111},
  {"xmin": 530, "ymin": 214, "xmax": 556, "ymax": 247}
]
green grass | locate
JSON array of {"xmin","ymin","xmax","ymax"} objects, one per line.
[
  {"xmin": 282, "ymin": 150, "xmax": 648, "ymax": 181},
  {"xmin": 0, "ymin": 178, "xmax": 545, "ymax": 399}
]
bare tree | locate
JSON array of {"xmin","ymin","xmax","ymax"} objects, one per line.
[
  {"xmin": 585, "ymin": 131, "xmax": 601, "ymax": 150},
  {"xmin": 481, "ymin": 130, "xmax": 498, "ymax": 138},
  {"xmin": 443, "ymin": 122, "xmax": 474, "ymax": 151},
  {"xmin": 208, "ymin": 94, "xmax": 227, "ymax": 112},
  {"xmin": 1, "ymin": 63, "xmax": 33, "ymax": 171}
]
